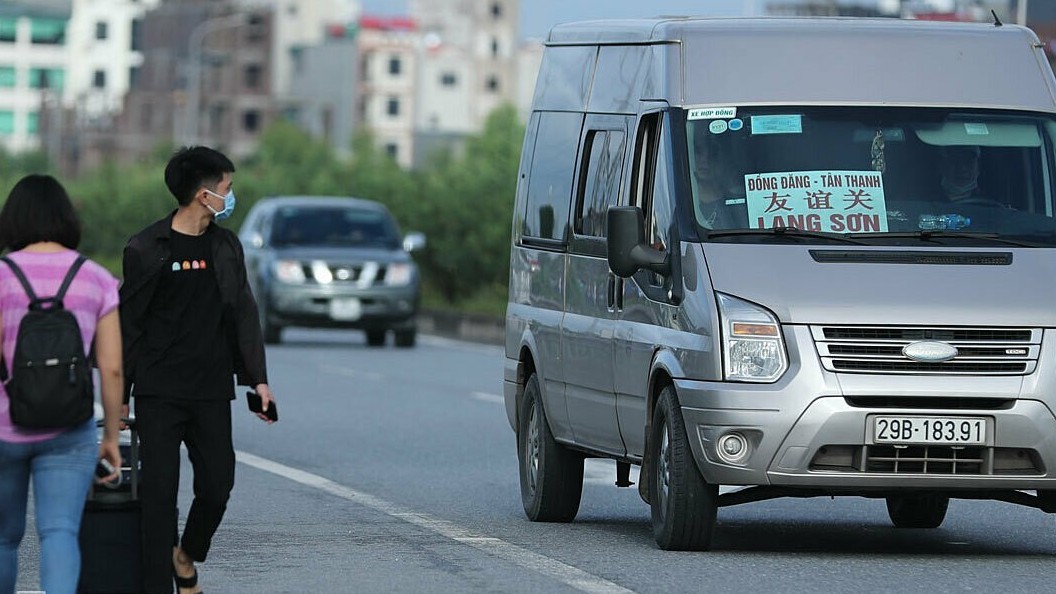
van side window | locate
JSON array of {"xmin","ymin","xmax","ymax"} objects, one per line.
[
  {"xmin": 522, "ymin": 111, "xmax": 583, "ymax": 242},
  {"xmin": 575, "ymin": 129, "xmax": 627, "ymax": 237}
]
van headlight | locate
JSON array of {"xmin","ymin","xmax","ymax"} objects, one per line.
[
  {"xmin": 717, "ymin": 293, "xmax": 787, "ymax": 383},
  {"xmin": 274, "ymin": 260, "xmax": 306, "ymax": 284}
]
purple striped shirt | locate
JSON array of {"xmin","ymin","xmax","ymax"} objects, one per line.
[{"xmin": 0, "ymin": 249, "xmax": 119, "ymax": 443}]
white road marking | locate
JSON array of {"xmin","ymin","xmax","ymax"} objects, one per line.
[
  {"xmin": 236, "ymin": 450, "xmax": 636, "ymax": 594},
  {"xmin": 317, "ymin": 364, "xmax": 383, "ymax": 381},
  {"xmin": 472, "ymin": 392, "xmax": 505, "ymax": 404}
]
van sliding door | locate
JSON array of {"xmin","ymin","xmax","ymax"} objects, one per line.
[{"xmin": 562, "ymin": 114, "xmax": 631, "ymax": 455}]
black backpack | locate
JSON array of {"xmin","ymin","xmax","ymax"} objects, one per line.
[{"xmin": 1, "ymin": 255, "xmax": 94, "ymax": 429}]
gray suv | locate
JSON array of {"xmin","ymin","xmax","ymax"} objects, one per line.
[{"xmin": 239, "ymin": 196, "xmax": 424, "ymax": 346}]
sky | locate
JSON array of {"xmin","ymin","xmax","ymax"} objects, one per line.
[{"xmin": 358, "ymin": 0, "xmax": 788, "ymax": 40}]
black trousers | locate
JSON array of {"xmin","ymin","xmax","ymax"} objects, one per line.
[{"xmin": 134, "ymin": 397, "xmax": 235, "ymax": 594}]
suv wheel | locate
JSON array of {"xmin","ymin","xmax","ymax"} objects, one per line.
[
  {"xmin": 366, "ymin": 329, "xmax": 386, "ymax": 347},
  {"xmin": 518, "ymin": 372, "xmax": 583, "ymax": 522},
  {"xmin": 650, "ymin": 385, "xmax": 717, "ymax": 550},
  {"xmin": 263, "ymin": 318, "xmax": 282, "ymax": 344},
  {"xmin": 394, "ymin": 329, "xmax": 416, "ymax": 348}
]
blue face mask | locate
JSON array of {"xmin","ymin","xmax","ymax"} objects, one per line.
[{"xmin": 205, "ymin": 189, "xmax": 236, "ymax": 221}]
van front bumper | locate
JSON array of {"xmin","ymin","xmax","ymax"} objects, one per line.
[{"xmin": 675, "ymin": 326, "xmax": 1056, "ymax": 491}]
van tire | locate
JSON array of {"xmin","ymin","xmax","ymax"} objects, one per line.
[
  {"xmin": 518, "ymin": 372, "xmax": 583, "ymax": 522},
  {"xmin": 886, "ymin": 494, "xmax": 949, "ymax": 528},
  {"xmin": 650, "ymin": 385, "xmax": 718, "ymax": 550}
]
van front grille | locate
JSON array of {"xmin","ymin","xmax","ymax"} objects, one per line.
[
  {"xmin": 808, "ymin": 445, "xmax": 1043, "ymax": 475},
  {"xmin": 812, "ymin": 326, "xmax": 1040, "ymax": 376}
]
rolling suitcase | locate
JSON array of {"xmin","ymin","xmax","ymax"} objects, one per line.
[{"xmin": 78, "ymin": 419, "xmax": 143, "ymax": 594}]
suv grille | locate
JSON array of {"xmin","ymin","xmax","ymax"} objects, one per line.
[{"xmin": 812, "ymin": 326, "xmax": 1040, "ymax": 375}]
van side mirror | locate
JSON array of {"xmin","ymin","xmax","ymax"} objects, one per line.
[{"xmin": 607, "ymin": 206, "xmax": 670, "ymax": 278}]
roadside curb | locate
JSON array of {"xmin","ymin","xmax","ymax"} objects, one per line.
[{"xmin": 417, "ymin": 308, "xmax": 504, "ymax": 345}]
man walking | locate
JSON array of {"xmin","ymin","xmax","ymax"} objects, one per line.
[{"xmin": 120, "ymin": 146, "xmax": 276, "ymax": 594}]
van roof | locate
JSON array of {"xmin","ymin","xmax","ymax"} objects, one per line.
[{"xmin": 540, "ymin": 18, "xmax": 1056, "ymax": 112}]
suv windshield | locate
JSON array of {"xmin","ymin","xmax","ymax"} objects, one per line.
[
  {"xmin": 686, "ymin": 107, "xmax": 1056, "ymax": 246},
  {"xmin": 270, "ymin": 206, "xmax": 399, "ymax": 248}
]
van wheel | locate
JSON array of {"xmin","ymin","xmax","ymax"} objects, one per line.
[
  {"xmin": 518, "ymin": 372, "xmax": 583, "ymax": 522},
  {"xmin": 650, "ymin": 385, "xmax": 718, "ymax": 550},
  {"xmin": 886, "ymin": 494, "xmax": 949, "ymax": 528},
  {"xmin": 366, "ymin": 329, "xmax": 386, "ymax": 347}
]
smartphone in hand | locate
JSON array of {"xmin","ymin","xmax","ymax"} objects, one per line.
[{"xmin": 246, "ymin": 391, "xmax": 278, "ymax": 422}]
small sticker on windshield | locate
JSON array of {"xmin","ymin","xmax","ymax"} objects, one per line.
[
  {"xmin": 751, "ymin": 115, "xmax": 802, "ymax": 135},
  {"xmin": 688, "ymin": 107, "xmax": 737, "ymax": 120},
  {"xmin": 728, "ymin": 118, "xmax": 744, "ymax": 131},
  {"xmin": 964, "ymin": 123, "xmax": 990, "ymax": 135},
  {"xmin": 709, "ymin": 120, "xmax": 728, "ymax": 134}
]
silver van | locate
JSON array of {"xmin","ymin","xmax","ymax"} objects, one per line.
[{"xmin": 504, "ymin": 17, "xmax": 1056, "ymax": 550}]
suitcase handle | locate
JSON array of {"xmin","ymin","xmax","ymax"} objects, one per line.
[{"xmin": 91, "ymin": 417, "xmax": 140, "ymax": 501}]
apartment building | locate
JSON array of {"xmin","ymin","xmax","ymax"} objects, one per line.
[
  {"xmin": 355, "ymin": 15, "xmax": 416, "ymax": 167},
  {"xmin": 0, "ymin": 1, "xmax": 69, "ymax": 153},
  {"xmin": 408, "ymin": 0, "xmax": 518, "ymax": 165}
]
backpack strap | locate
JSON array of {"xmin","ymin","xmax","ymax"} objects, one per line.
[{"xmin": 1, "ymin": 254, "xmax": 87, "ymax": 311}]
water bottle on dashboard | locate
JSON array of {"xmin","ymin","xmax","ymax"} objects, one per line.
[{"xmin": 918, "ymin": 214, "xmax": 971, "ymax": 231}]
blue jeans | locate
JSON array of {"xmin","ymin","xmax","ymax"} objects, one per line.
[{"xmin": 0, "ymin": 420, "xmax": 96, "ymax": 594}]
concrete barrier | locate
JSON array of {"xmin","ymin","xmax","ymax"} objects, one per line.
[{"xmin": 417, "ymin": 309, "xmax": 504, "ymax": 345}]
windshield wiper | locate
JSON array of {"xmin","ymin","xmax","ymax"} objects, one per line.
[
  {"xmin": 856, "ymin": 231, "xmax": 1041, "ymax": 247},
  {"xmin": 706, "ymin": 227, "xmax": 869, "ymax": 245}
]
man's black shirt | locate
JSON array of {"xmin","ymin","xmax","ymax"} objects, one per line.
[{"xmin": 135, "ymin": 229, "xmax": 233, "ymax": 400}]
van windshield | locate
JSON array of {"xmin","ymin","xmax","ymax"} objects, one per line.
[{"xmin": 685, "ymin": 107, "xmax": 1056, "ymax": 246}]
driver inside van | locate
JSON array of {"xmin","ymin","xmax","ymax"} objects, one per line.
[
  {"xmin": 691, "ymin": 129, "xmax": 748, "ymax": 229},
  {"xmin": 938, "ymin": 144, "xmax": 1003, "ymax": 206}
]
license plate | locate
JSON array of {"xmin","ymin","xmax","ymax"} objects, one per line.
[
  {"xmin": 873, "ymin": 416, "xmax": 986, "ymax": 445},
  {"xmin": 329, "ymin": 298, "xmax": 362, "ymax": 321}
]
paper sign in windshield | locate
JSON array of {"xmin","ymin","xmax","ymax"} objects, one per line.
[{"xmin": 745, "ymin": 170, "xmax": 888, "ymax": 233}]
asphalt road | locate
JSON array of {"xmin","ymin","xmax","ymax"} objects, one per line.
[{"xmin": 15, "ymin": 328, "xmax": 1056, "ymax": 593}]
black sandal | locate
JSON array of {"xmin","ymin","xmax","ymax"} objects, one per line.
[{"xmin": 174, "ymin": 568, "xmax": 201, "ymax": 593}]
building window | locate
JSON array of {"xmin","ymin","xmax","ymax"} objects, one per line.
[
  {"xmin": 130, "ymin": 19, "xmax": 142, "ymax": 51},
  {"xmin": 440, "ymin": 72, "xmax": 456, "ymax": 87},
  {"xmin": 247, "ymin": 14, "xmax": 265, "ymax": 42},
  {"xmin": 388, "ymin": 56, "xmax": 401, "ymax": 76},
  {"xmin": 0, "ymin": 66, "xmax": 14, "ymax": 88},
  {"xmin": 129, "ymin": 66, "xmax": 140, "ymax": 88},
  {"xmin": 0, "ymin": 111, "xmax": 13, "ymax": 134},
  {"xmin": 387, "ymin": 97, "xmax": 399, "ymax": 117},
  {"xmin": 385, "ymin": 143, "xmax": 398, "ymax": 159},
  {"xmin": 491, "ymin": 2, "xmax": 503, "ymax": 18},
  {"xmin": 485, "ymin": 75, "xmax": 499, "ymax": 93},
  {"xmin": 244, "ymin": 64, "xmax": 262, "ymax": 89},
  {"xmin": 29, "ymin": 68, "xmax": 65, "ymax": 91},
  {"xmin": 0, "ymin": 19, "xmax": 15, "ymax": 43},
  {"xmin": 30, "ymin": 18, "xmax": 66, "ymax": 45},
  {"xmin": 491, "ymin": 38, "xmax": 499, "ymax": 58},
  {"xmin": 92, "ymin": 70, "xmax": 106, "ymax": 89},
  {"xmin": 243, "ymin": 110, "xmax": 260, "ymax": 132},
  {"xmin": 27, "ymin": 112, "xmax": 38, "ymax": 135},
  {"xmin": 95, "ymin": 21, "xmax": 107, "ymax": 40}
]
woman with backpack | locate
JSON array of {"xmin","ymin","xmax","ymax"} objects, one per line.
[{"xmin": 0, "ymin": 174, "xmax": 124, "ymax": 594}]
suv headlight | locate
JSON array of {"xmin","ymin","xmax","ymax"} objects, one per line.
[
  {"xmin": 385, "ymin": 262, "xmax": 413, "ymax": 286},
  {"xmin": 274, "ymin": 260, "xmax": 306, "ymax": 284},
  {"xmin": 717, "ymin": 293, "xmax": 787, "ymax": 383}
]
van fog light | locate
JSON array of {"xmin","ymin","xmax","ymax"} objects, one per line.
[{"xmin": 717, "ymin": 432, "xmax": 750, "ymax": 464}]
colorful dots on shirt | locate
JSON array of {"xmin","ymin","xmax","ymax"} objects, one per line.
[{"xmin": 172, "ymin": 260, "xmax": 209, "ymax": 272}]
